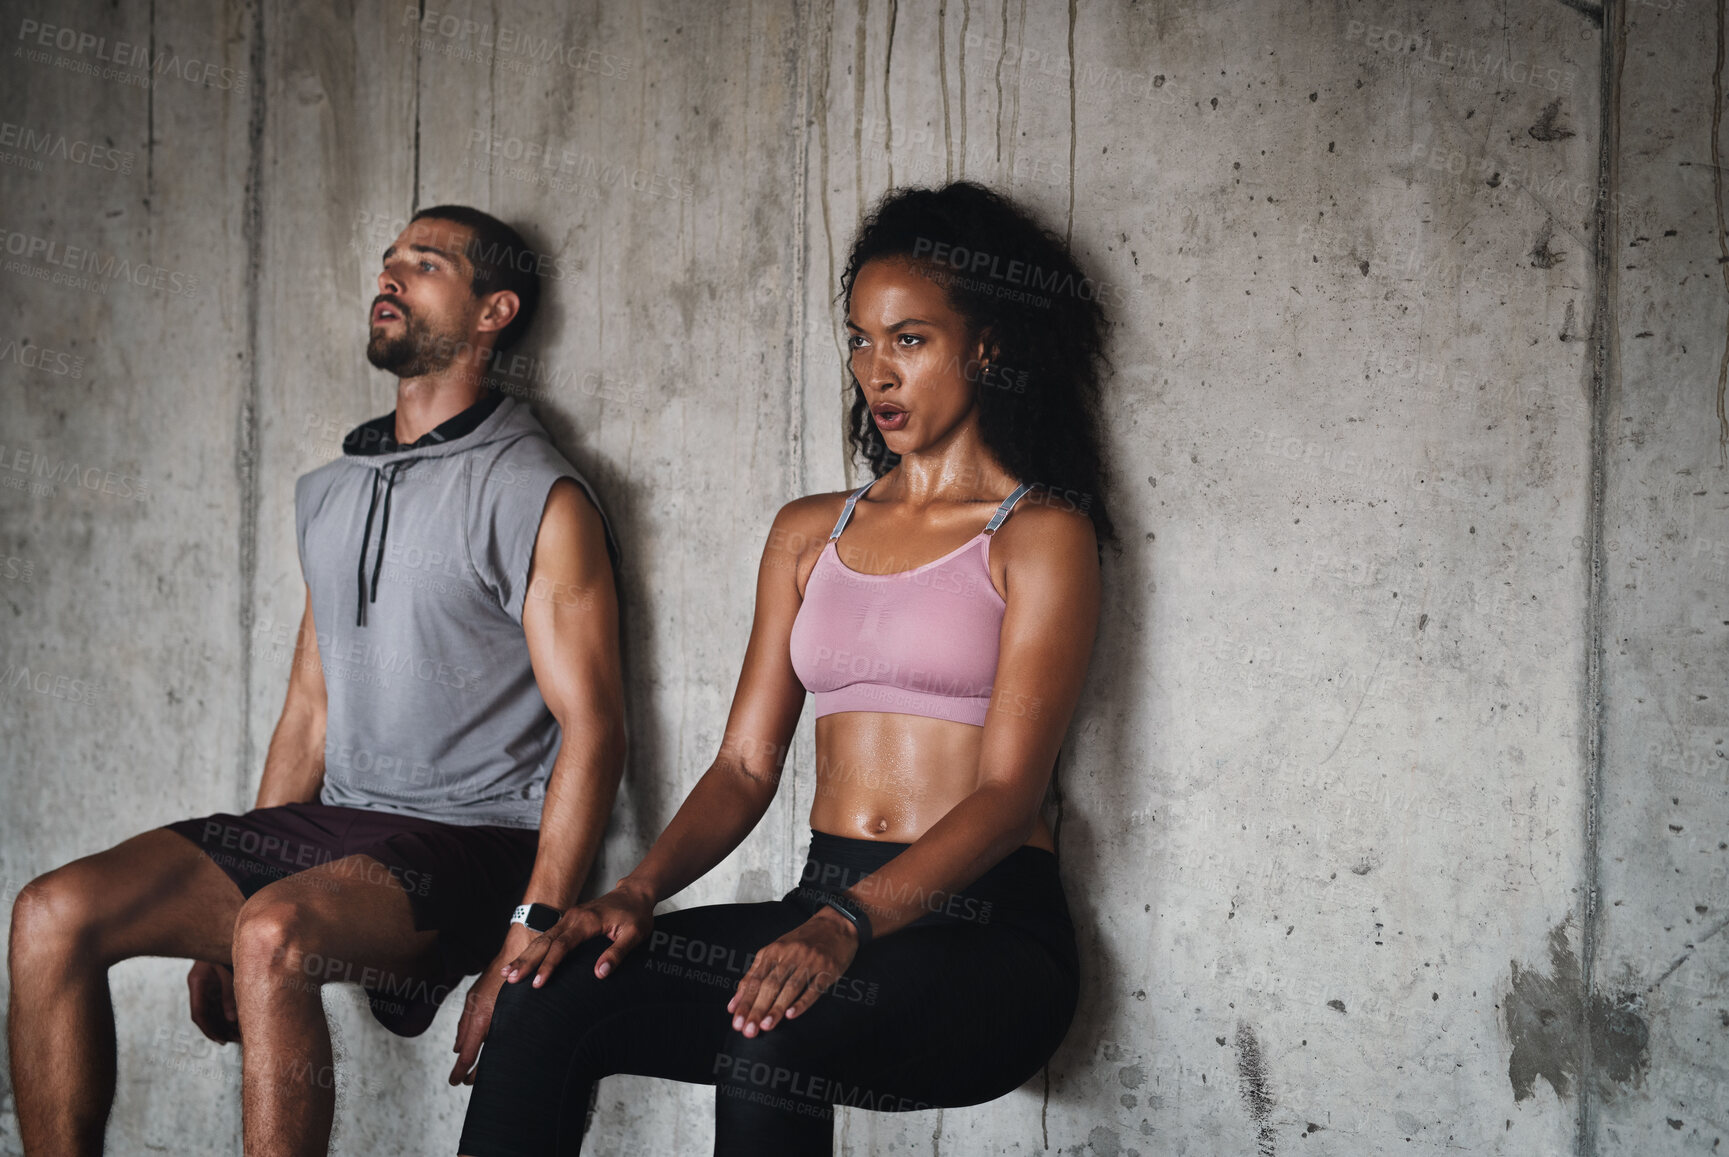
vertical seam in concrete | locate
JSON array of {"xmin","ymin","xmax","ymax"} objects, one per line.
[
  {"xmin": 236, "ymin": 0, "xmax": 267, "ymax": 806},
  {"xmin": 1713, "ymin": 0, "xmax": 1729, "ymax": 466},
  {"xmin": 792, "ymin": 13, "xmax": 811, "ymax": 553},
  {"xmin": 810, "ymin": 5, "xmax": 842, "ymax": 492},
  {"xmin": 413, "ymin": 0, "xmax": 426, "ymax": 204},
  {"xmin": 1065, "ymin": 0, "xmax": 1076, "ymax": 244},
  {"xmin": 939, "ymin": 0, "xmax": 952, "ymax": 181},
  {"xmin": 146, "ymin": 0, "xmax": 155, "ymax": 200},
  {"xmin": 1006, "ymin": 0, "xmax": 1026, "ymax": 174},
  {"xmin": 958, "ymin": 0, "xmax": 969, "ymax": 176},
  {"xmin": 993, "ymin": 0, "xmax": 1006, "ymax": 163},
  {"xmin": 1579, "ymin": 1, "xmax": 1623, "ymax": 1152},
  {"xmin": 789, "ymin": 0, "xmax": 815, "ymax": 863},
  {"xmin": 853, "ymin": 0, "xmax": 867, "ymax": 226},
  {"xmin": 883, "ymin": 0, "xmax": 898, "ymax": 188}
]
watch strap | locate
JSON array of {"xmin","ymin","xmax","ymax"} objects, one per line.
[
  {"xmin": 815, "ymin": 890, "xmax": 873, "ymax": 947},
  {"xmin": 510, "ymin": 902, "xmax": 562, "ymax": 933}
]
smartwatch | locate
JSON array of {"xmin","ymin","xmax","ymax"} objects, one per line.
[
  {"xmin": 815, "ymin": 890, "xmax": 873, "ymax": 948},
  {"xmin": 510, "ymin": 902, "xmax": 562, "ymax": 933}
]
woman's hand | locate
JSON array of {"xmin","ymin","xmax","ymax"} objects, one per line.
[
  {"xmin": 502, "ymin": 882, "xmax": 656, "ymax": 989},
  {"xmin": 727, "ymin": 907, "xmax": 860, "ymax": 1037}
]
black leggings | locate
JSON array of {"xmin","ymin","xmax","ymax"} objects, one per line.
[{"xmin": 458, "ymin": 829, "xmax": 1080, "ymax": 1156}]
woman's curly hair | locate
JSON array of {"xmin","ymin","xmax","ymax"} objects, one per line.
[{"xmin": 839, "ymin": 181, "xmax": 1116, "ymax": 549}]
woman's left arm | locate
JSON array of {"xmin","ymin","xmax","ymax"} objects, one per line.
[{"xmin": 726, "ymin": 503, "xmax": 1101, "ymax": 1037}]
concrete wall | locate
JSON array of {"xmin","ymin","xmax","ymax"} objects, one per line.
[{"xmin": 0, "ymin": 1, "xmax": 1721, "ymax": 1153}]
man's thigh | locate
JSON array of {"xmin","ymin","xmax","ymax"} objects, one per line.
[
  {"xmin": 17, "ymin": 827, "xmax": 246, "ymax": 966},
  {"xmin": 232, "ymin": 853, "xmax": 444, "ymax": 988}
]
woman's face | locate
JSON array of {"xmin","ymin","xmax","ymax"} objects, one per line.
[{"xmin": 846, "ymin": 256, "xmax": 986, "ymax": 456}]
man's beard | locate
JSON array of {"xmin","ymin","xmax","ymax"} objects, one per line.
[{"xmin": 365, "ymin": 311, "xmax": 459, "ymax": 377}]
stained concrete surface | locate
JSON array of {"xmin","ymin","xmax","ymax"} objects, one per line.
[{"xmin": 0, "ymin": 1, "xmax": 1723, "ymax": 1154}]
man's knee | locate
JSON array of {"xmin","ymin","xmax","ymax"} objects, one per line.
[
  {"xmin": 9, "ymin": 867, "xmax": 106, "ymax": 971},
  {"xmin": 230, "ymin": 897, "xmax": 327, "ymax": 991}
]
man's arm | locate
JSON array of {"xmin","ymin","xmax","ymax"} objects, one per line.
[
  {"xmin": 449, "ymin": 477, "xmax": 628, "ymax": 1085},
  {"xmin": 254, "ymin": 583, "xmax": 328, "ymax": 808},
  {"xmin": 517, "ymin": 477, "xmax": 627, "ymax": 909}
]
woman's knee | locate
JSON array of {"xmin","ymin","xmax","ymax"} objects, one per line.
[
  {"xmin": 487, "ymin": 935, "xmax": 623, "ymax": 1039},
  {"xmin": 711, "ymin": 1013, "xmax": 839, "ymax": 1098}
]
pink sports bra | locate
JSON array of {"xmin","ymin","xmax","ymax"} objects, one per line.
[{"xmin": 789, "ymin": 477, "xmax": 1034, "ymax": 726}]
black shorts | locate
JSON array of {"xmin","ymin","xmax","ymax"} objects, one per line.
[{"xmin": 161, "ymin": 801, "xmax": 539, "ymax": 1037}]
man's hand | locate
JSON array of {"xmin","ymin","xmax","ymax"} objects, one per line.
[
  {"xmin": 448, "ymin": 922, "xmax": 540, "ymax": 1086},
  {"xmin": 502, "ymin": 883, "xmax": 656, "ymax": 989},
  {"xmin": 187, "ymin": 961, "xmax": 241, "ymax": 1044}
]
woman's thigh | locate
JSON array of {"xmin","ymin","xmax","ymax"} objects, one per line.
[
  {"xmin": 471, "ymin": 899, "xmax": 811, "ymax": 1088},
  {"xmin": 462, "ymin": 899, "xmax": 821, "ymax": 1155},
  {"xmin": 715, "ymin": 919, "xmax": 1079, "ymax": 1112}
]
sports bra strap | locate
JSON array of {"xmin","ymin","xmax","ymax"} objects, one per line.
[
  {"xmin": 828, "ymin": 478, "xmax": 878, "ymax": 540},
  {"xmin": 983, "ymin": 481, "xmax": 1034, "ymax": 535},
  {"xmin": 829, "ymin": 477, "xmax": 1032, "ymax": 540}
]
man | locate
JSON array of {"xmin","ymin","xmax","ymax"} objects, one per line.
[{"xmin": 7, "ymin": 205, "xmax": 627, "ymax": 1156}]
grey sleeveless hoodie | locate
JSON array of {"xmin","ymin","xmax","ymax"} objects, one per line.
[{"xmin": 293, "ymin": 392, "xmax": 617, "ymax": 828}]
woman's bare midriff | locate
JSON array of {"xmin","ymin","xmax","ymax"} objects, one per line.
[{"xmin": 807, "ymin": 711, "xmax": 1057, "ymax": 852}]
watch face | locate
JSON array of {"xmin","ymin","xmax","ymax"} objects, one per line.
[{"xmin": 515, "ymin": 903, "xmax": 560, "ymax": 932}]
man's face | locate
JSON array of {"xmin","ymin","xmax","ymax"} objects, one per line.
[{"xmin": 366, "ymin": 217, "xmax": 484, "ymax": 377}]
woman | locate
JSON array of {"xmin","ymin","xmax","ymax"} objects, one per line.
[{"xmin": 457, "ymin": 180, "xmax": 1115, "ymax": 1156}]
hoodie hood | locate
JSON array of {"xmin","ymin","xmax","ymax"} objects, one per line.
[{"xmin": 342, "ymin": 388, "xmax": 518, "ymax": 466}]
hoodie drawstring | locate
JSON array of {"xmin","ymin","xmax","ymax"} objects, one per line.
[{"xmin": 355, "ymin": 462, "xmax": 404, "ymax": 627}]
